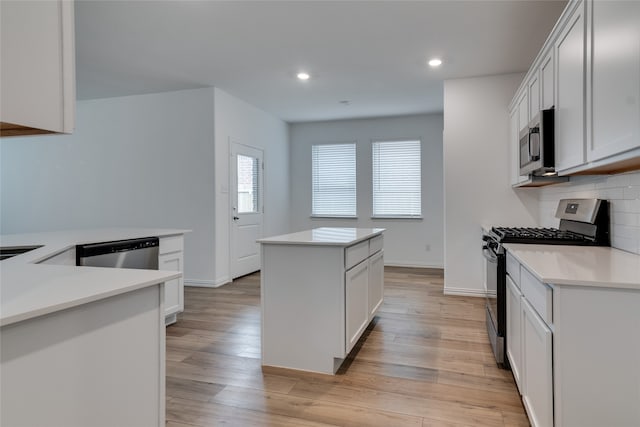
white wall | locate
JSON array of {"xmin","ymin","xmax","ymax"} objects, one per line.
[
  {"xmin": 213, "ymin": 88, "xmax": 290, "ymax": 285},
  {"xmin": 538, "ymin": 171, "xmax": 640, "ymax": 254},
  {"xmin": 0, "ymin": 88, "xmax": 217, "ymax": 282},
  {"xmin": 289, "ymin": 114, "xmax": 444, "ymax": 268},
  {"xmin": 443, "ymin": 74, "xmax": 539, "ymax": 296}
]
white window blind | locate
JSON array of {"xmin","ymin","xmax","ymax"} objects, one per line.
[
  {"xmin": 312, "ymin": 143, "xmax": 356, "ymax": 216},
  {"xmin": 237, "ymin": 154, "xmax": 259, "ymax": 213},
  {"xmin": 372, "ymin": 140, "xmax": 421, "ymax": 217}
]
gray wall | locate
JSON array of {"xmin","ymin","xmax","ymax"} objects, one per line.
[
  {"xmin": 289, "ymin": 114, "xmax": 444, "ymax": 268},
  {"xmin": 0, "ymin": 87, "xmax": 291, "ymax": 285},
  {"xmin": 1, "ymin": 88, "xmax": 216, "ymax": 282},
  {"xmin": 213, "ymin": 88, "xmax": 290, "ymax": 285},
  {"xmin": 443, "ymin": 73, "xmax": 539, "ymax": 295}
]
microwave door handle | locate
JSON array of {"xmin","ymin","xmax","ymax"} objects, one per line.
[
  {"xmin": 529, "ymin": 128, "xmax": 539, "ymax": 162},
  {"xmin": 529, "ymin": 128, "xmax": 540, "ymax": 161}
]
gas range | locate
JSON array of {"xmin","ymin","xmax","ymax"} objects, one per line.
[
  {"xmin": 482, "ymin": 199, "xmax": 610, "ymax": 369},
  {"xmin": 489, "ymin": 226, "xmax": 600, "ymax": 245},
  {"xmin": 486, "ymin": 198, "xmax": 611, "ymax": 249}
]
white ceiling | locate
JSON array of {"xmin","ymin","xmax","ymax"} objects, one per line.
[{"xmin": 75, "ymin": 0, "xmax": 567, "ymax": 123}]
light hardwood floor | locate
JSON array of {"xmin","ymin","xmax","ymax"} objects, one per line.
[{"xmin": 166, "ymin": 267, "xmax": 529, "ymax": 427}]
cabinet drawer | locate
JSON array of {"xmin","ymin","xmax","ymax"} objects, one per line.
[
  {"xmin": 159, "ymin": 235, "xmax": 183, "ymax": 255},
  {"xmin": 345, "ymin": 240, "xmax": 369, "ymax": 270},
  {"xmin": 369, "ymin": 235, "xmax": 383, "ymax": 255},
  {"xmin": 521, "ymin": 267, "xmax": 552, "ymax": 325},
  {"xmin": 506, "ymin": 252, "xmax": 520, "ymax": 287}
]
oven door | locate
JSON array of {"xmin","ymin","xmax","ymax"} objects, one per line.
[
  {"xmin": 483, "ymin": 243, "xmax": 507, "ymax": 367},
  {"xmin": 483, "ymin": 244, "xmax": 499, "ymax": 325}
]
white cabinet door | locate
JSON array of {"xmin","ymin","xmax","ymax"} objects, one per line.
[
  {"xmin": 540, "ymin": 50, "xmax": 555, "ymax": 110},
  {"xmin": 528, "ymin": 74, "xmax": 540, "ymax": 122},
  {"xmin": 517, "ymin": 90, "xmax": 529, "ymax": 133},
  {"xmin": 159, "ymin": 235, "xmax": 185, "ymax": 324},
  {"xmin": 367, "ymin": 250, "xmax": 384, "ymax": 318},
  {"xmin": 555, "ymin": 1, "xmax": 586, "ymax": 172},
  {"xmin": 345, "ymin": 260, "xmax": 369, "ymax": 353},
  {"xmin": 510, "ymin": 109, "xmax": 519, "ymax": 186},
  {"xmin": 506, "ymin": 275, "xmax": 523, "ymax": 394},
  {"xmin": 159, "ymin": 252, "xmax": 184, "ymax": 320},
  {"xmin": 588, "ymin": 0, "xmax": 640, "ymax": 163},
  {"xmin": 521, "ymin": 298, "xmax": 553, "ymax": 427},
  {"xmin": 510, "ymin": 106, "xmax": 529, "ymax": 186},
  {"xmin": 0, "ymin": 0, "xmax": 75, "ymax": 136}
]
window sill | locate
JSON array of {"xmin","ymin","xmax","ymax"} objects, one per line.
[
  {"xmin": 310, "ymin": 215, "xmax": 358, "ymax": 220},
  {"xmin": 371, "ymin": 216, "xmax": 423, "ymax": 220}
]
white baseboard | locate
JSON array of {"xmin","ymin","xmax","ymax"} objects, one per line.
[
  {"xmin": 184, "ymin": 277, "xmax": 230, "ymax": 288},
  {"xmin": 443, "ymin": 286, "xmax": 487, "ymax": 298},
  {"xmin": 384, "ymin": 260, "xmax": 444, "ymax": 269}
]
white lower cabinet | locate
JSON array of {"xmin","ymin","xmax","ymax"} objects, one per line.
[
  {"xmin": 368, "ymin": 249, "xmax": 384, "ymax": 317},
  {"xmin": 507, "ymin": 251, "xmax": 554, "ymax": 427},
  {"xmin": 346, "ymin": 247, "xmax": 384, "ymax": 353},
  {"xmin": 521, "ymin": 298, "xmax": 553, "ymax": 427},
  {"xmin": 159, "ymin": 235, "xmax": 184, "ymax": 325},
  {"xmin": 505, "ymin": 275, "xmax": 523, "ymax": 393},
  {"xmin": 345, "ymin": 260, "xmax": 370, "ymax": 353},
  {"xmin": 506, "ymin": 249, "xmax": 640, "ymax": 427}
]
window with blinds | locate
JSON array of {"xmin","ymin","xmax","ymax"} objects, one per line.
[
  {"xmin": 312, "ymin": 143, "xmax": 357, "ymax": 217},
  {"xmin": 372, "ymin": 139, "xmax": 422, "ymax": 217},
  {"xmin": 237, "ymin": 154, "xmax": 259, "ymax": 213}
]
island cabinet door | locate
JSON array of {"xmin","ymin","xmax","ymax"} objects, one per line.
[
  {"xmin": 345, "ymin": 260, "xmax": 369, "ymax": 353},
  {"xmin": 368, "ymin": 250, "xmax": 384, "ymax": 318}
]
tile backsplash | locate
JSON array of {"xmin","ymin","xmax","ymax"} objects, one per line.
[{"xmin": 538, "ymin": 171, "xmax": 640, "ymax": 254}]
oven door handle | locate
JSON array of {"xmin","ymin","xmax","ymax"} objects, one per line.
[{"xmin": 482, "ymin": 246, "xmax": 499, "ymax": 263}]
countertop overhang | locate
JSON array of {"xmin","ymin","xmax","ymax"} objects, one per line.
[
  {"xmin": 504, "ymin": 243, "xmax": 640, "ymax": 289},
  {"xmin": 0, "ymin": 228, "xmax": 190, "ymax": 327},
  {"xmin": 257, "ymin": 227, "xmax": 385, "ymax": 246}
]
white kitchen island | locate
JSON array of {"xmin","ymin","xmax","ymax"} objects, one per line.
[
  {"xmin": 258, "ymin": 227, "xmax": 385, "ymax": 374},
  {"xmin": 0, "ymin": 228, "xmax": 188, "ymax": 427}
]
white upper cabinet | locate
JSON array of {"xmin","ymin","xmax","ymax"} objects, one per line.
[
  {"xmin": 0, "ymin": 0, "xmax": 75, "ymax": 137},
  {"xmin": 540, "ymin": 50, "xmax": 555, "ymax": 110},
  {"xmin": 508, "ymin": 0, "xmax": 640, "ymax": 178},
  {"xmin": 517, "ymin": 90, "xmax": 529, "ymax": 133},
  {"xmin": 555, "ymin": 0, "xmax": 586, "ymax": 173},
  {"xmin": 528, "ymin": 74, "xmax": 540, "ymax": 122},
  {"xmin": 588, "ymin": 0, "xmax": 640, "ymax": 163},
  {"xmin": 510, "ymin": 105, "xmax": 530, "ymax": 186}
]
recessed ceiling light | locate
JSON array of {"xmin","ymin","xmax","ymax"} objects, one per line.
[
  {"xmin": 428, "ymin": 58, "xmax": 442, "ymax": 67},
  {"xmin": 297, "ymin": 72, "xmax": 310, "ymax": 80}
]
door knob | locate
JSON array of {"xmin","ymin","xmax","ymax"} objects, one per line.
[{"xmin": 233, "ymin": 216, "xmax": 240, "ymax": 220}]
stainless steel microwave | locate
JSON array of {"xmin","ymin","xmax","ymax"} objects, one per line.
[{"xmin": 519, "ymin": 108, "xmax": 556, "ymax": 176}]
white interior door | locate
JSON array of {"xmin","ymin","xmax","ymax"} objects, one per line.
[{"xmin": 231, "ymin": 143, "xmax": 264, "ymax": 279}]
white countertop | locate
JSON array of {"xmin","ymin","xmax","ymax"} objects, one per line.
[
  {"xmin": 0, "ymin": 228, "xmax": 189, "ymax": 327},
  {"xmin": 258, "ymin": 227, "xmax": 385, "ymax": 246},
  {"xmin": 504, "ymin": 244, "xmax": 640, "ymax": 289}
]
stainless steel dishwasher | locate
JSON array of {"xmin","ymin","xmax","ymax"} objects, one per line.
[{"xmin": 76, "ymin": 237, "xmax": 159, "ymax": 269}]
